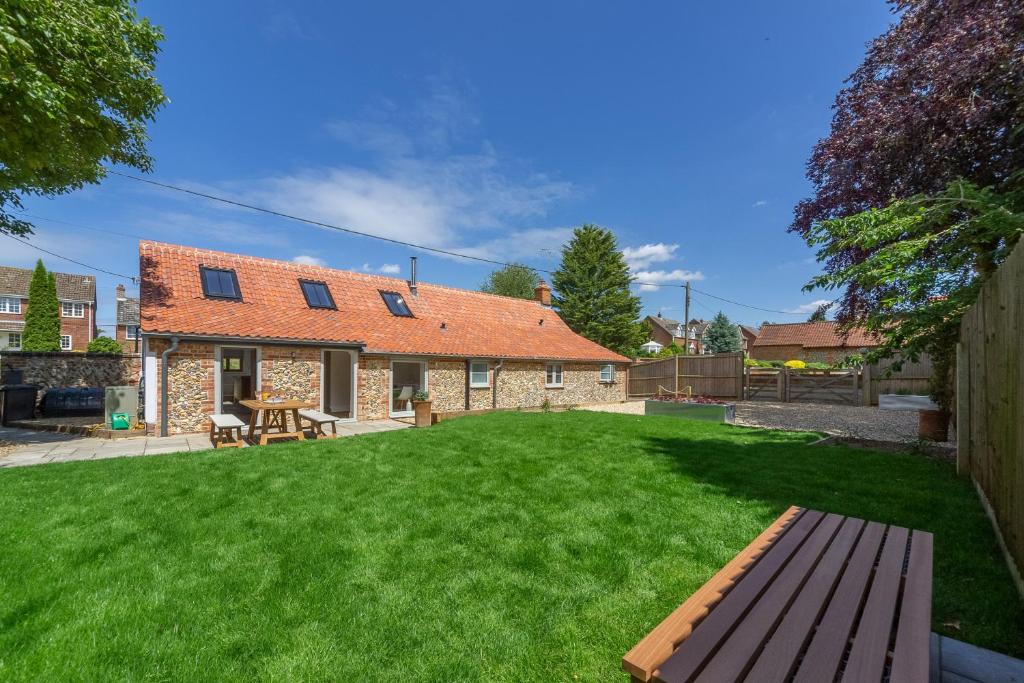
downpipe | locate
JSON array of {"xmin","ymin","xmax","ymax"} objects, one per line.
[
  {"xmin": 159, "ymin": 336, "xmax": 180, "ymax": 437},
  {"xmin": 491, "ymin": 359, "xmax": 503, "ymax": 409}
]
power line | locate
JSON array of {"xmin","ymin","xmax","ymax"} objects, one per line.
[
  {"xmin": 3, "ymin": 233, "xmax": 139, "ymax": 283},
  {"xmin": 691, "ymin": 287, "xmax": 814, "ymax": 316}
]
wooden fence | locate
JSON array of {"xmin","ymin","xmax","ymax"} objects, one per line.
[
  {"xmin": 864, "ymin": 354, "xmax": 933, "ymax": 405},
  {"xmin": 627, "ymin": 353, "xmax": 743, "ymax": 398},
  {"xmin": 956, "ymin": 239, "xmax": 1023, "ymax": 593},
  {"xmin": 744, "ymin": 368, "xmax": 861, "ymax": 405}
]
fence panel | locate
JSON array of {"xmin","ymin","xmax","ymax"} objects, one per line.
[
  {"xmin": 627, "ymin": 353, "xmax": 742, "ymax": 398},
  {"xmin": 627, "ymin": 357, "xmax": 677, "ymax": 397},
  {"xmin": 865, "ymin": 354, "xmax": 933, "ymax": 405},
  {"xmin": 957, "ymin": 239, "xmax": 1023, "ymax": 590}
]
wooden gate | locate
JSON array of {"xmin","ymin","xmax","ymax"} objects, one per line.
[
  {"xmin": 786, "ymin": 369, "xmax": 859, "ymax": 405},
  {"xmin": 744, "ymin": 368, "xmax": 783, "ymax": 401}
]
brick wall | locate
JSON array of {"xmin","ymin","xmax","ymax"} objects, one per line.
[
  {"xmin": 115, "ymin": 325, "xmax": 141, "ymax": 353},
  {"xmin": 749, "ymin": 344, "xmax": 804, "ymax": 361},
  {"xmin": 148, "ymin": 339, "xmax": 217, "ymax": 435},
  {"xmin": 0, "ymin": 297, "xmax": 95, "ymax": 351},
  {"xmin": 0, "ymin": 350, "xmax": 140, "ymax": 388}
]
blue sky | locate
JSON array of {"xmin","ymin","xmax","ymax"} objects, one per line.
[{"xmin": 10, "ymin": 0, "xmax": 896, "ymax": 333}]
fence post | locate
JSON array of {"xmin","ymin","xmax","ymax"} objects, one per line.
[
  {"xmin": 861, "ymin": 363, "xmax": 872, "ymax": 406},
  {"xmin": 777, "ymin": 369, "xmax": 786, "ymax": 402},
  {"xmin": 851, "ymin": 367, "xmax": 860, "ymax": 405},
  {"xmin": 674, "ymin": 356, "xmax": 680, "ymax": 395}
]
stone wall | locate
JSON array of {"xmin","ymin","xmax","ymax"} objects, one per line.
[
  {"xmin": 0, "ymin": 351, "xmax": 141, "ymax": 389},
  {"xmin": 260, "ymin": 346, "xmax": 320, "ymax": 404},
  {"xmin": 428, "ymin": 360, "xmax": 467, "ymax": 412},
  {"xmin": 148, "ymin": 339, "xmax": 216, "ymax": 435},
  {"xmin": 358, "ymin": 355, "xmax": 390, "ymax": 420}
]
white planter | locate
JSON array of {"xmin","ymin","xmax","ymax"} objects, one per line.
[{"xmin": 878, "ymin": 394, "xmax": 938, "ymax": 411}]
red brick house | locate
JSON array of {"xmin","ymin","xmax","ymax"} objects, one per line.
[
  {"xmin": 644, "ymin": 315, "xmax": 709, "ymax": 354},
  {"xmin": 0, "ymin": 265, "xmax": 97, "ymax": 351},
  {"xmin": 750, "ymin": 321, "xmax": 878, "ymax": 363},
  {"xmin": 140, "ymin": 242, "xmax": 630, "ymax": 435},
  {"xmin": 738, "ymin": 324, "xmax": 759, "ymax": 355},
  {"xmin": 114, "ymin": 284, "xmax": 140, "ymax": 353}
]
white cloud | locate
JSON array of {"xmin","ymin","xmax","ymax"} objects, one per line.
[
  {"xmin": 753, "ymin": 199, "xmax": 769, "ymax": 208},
  {"xmin": 634, "ymin": 269, "xmax": 705, "ymax": 292},
  {"xmin": 361, "ymin": 262, "xmax": 402, "ymax": 274},
  {"xmin": 785, "ymin": 299, "xmax": 833, "ymax": 314},
  {"xmin": 292, "ymin": 254, "xmax": 325, "ymax": 266},
  {"xmin": 622, "ymin": 243, "xmax": 679, "ymax": 270}
]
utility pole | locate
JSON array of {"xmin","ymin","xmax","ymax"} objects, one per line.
[{"xmin": 683, "ymin": 280, "xmax": 691, "ymax": 355}]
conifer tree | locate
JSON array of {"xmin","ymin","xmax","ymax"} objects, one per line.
[
  {"xmin": 551, "ymin": 225, "xmax": 644, "ymax": 355},
  {"xmin": 22, "ymin": 260, "xmax": 61, "ymax": 351},
  {"xmin": 703, "ymin": 312, "xmax": 742, "ymax": 354}
]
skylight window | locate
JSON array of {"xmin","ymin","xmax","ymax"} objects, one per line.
[
  {"xmin": 380, "ymin": 290, "xmax": 413, "ymax": 317},
  {"xmin": 300, "ymin": 280, "xmax": 335, "ymax": 309},
  {"xmin": 200, "ymin": 267, "xmax": 241, "ymax": 300}
]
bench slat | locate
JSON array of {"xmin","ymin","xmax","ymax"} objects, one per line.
[
  {"xmin": 889, "ymin": 531, "xmax": 933, "ymax": 683},
  {"xmin": 743, "ymin": 517, "xmax": 866, "ymax": 683},
  {"xmin": 655, "ymin": 509, "xmax": 825, "ymax": 682},
  {"xmin": 792, "ymin": 521, "xmax": 886, "ymax": 683},
  {"xmin": 209, "ymin": 414, "xmax": 245, "ymax": 428},
  {"xmin": 298, "ymin": 409, "xmax": 340, "ymax": 423},
  {"xmin": 843, "ymin": 525, "xmax": 910, "ymax": 682},
  {"xmin": 696, "ymin": 514, "xmax": 852, "ymax": 682},
  {"xmin": 622, "ymin": 506, "xmax": 804, "ymax": 682}
]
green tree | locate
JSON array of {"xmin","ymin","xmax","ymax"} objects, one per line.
[
  {"xmin": 0, "ymin": 0, "xmax": 167, "ymax": 236},
  {"xmin": 551, "ymin": 225, "xmax": 645, "ymax": 355},
  {"xmin": 87, "ymin": 335, "xmax": 122, "ymax": 353},
  {"xmin": 702, "ymin": 312, "xmax": 742, "ymax": 354},
  {"xmin": 22, "ymin": 259, "xmax": 60, "ymax": 351},
  {"xmin": 806, "ymin": 304, "xmax": 829, "ymax": 323},
  {"xmin": 480, "ymin": 263, "xmax": 539, "ymax": 299}
]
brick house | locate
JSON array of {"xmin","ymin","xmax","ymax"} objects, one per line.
[
  {"xmin": 0, "ymin": 265, "xmax": 97, "ymax": 351},
  {"xmin": 140, "ymin": 242, "xmax": 630, "ymax": 435},
  {"xmin": 738, "ymin": 324, "xmax": 759, "ymax": 355},
  {"xmin": 114, "ymin": 284, "xmax": 141, "ymax": 353},
  {"xmin": 750, "ymin": 321, "xmax": 878, "ymax": 363},
  {"xmin": 645, "ymin": 315, "xmax": 710, "ymax": 354}
]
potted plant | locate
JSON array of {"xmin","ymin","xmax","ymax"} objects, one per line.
[{"xmin": 412, "ymin": 389, "xmax": 432, "ymax": 428}]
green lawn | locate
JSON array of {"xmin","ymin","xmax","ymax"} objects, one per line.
[{"xmin": 1, "ymin": 411, "xmax": 1021, "ymax": 681}]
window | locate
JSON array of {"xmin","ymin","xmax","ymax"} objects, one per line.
[
  {"xmin": 61, "ymin": 302, "xmax": 84, "ymax": 317},
  {"xmin": 0, "ymin": 297, "xmax": 20, "ymax": 313},
  {"xmin": 600, "ymin": 364, "xmax": 615, "ymax": 382},
  {"xmin": 545, "ymin": 363, "xmax": 563, "ymax": 388},
  {"xmin": 199, "ymin": 266, "xmax": 241, "ymax": 300},
  {"xmin": 7, "ymin": 332, "xmax": 21, "ymax": 349},
  {"xmin": 469, "ymin": 361, "xmax": 489, "ymax": 388},
  {"xmin": 299, "ymin": 280, "xmax": 335, "ymax": 309},
  {"xmin": 125, "ymin": 325, "xmax": 139, "ymax": 340},
  {"xmin": 380, "ymin": 290, "xmax": 413, "ymax": 317},
  {"xmin": 60, "ymin": 335, "xmax": 72, "ymax": 350},
  {"xmin": 222, "ymin": 348, "xmax": 244, "ymax": 372}
]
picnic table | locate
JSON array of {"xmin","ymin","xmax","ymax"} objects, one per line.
[
  {"xmin": 624, "ymin": 506, "xmax": 933, "ymax": 682},
  {"xmin": 239, "ymin": 398, "xmax": 316, "ymax": 446}
]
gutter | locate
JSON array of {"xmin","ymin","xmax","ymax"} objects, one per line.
[
  {"xmin": 144, "ymin": 332, "xmax": 363, "ymax": 350},
  {"xmin": 159, "ymin": 336, "xmax": 180, "ymax": 437}
]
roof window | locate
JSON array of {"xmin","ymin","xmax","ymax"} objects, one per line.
[
  {"xmin": 380, "ymin": 290, "xmax": 413, "ymax": 317},
  {"xmin": 300, "ymin": 280, "xmax": 335, "ymax": 309},
  {"xmin": 200, "ymin": 267, "xmax": 241, "ymax": 300}
]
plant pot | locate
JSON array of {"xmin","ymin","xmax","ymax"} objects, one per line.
[
  {"xmin": 412, "ymin": 400, "xmax": 433, "ymax": 428},
  {"xmin": 918, "ymin": 409, "xmax": 949, "ymax": 442}
]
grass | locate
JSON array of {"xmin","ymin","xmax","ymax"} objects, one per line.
[{"xmin": 0, "ymin": 411, "xmax": 1020, "ymax": 681}]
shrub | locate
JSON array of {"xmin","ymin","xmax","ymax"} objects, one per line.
[
  {"xmin": 87, "ymin": 336, "xmax": 122, "ymax": 354},
  {"xmin": 413, "ymin": 389, "xmax": 429, "ymax": 402},
  {"xmin": 784, "ymin": 360, "xmax": 807, "ymax": 369}
]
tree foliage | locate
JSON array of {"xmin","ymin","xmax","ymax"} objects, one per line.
[
  {"xmin": 87, "ymin": 335, "xmax": 123, "ymax": 353},
  {"xmin": 552, "ymin": 225, "xmax": 645, "ymax": 356},
  {"xmin": 806, "ymin": 304, "xmax": 829, "ymax": 323},
  {"xmin": 0, "ymin": 0, "xmax": 166, "ymax": 236},
  {"xmin": 702, "ymin": 312, "xmax": 742, "ymax": 354},
  {"xmin": 480, "ymin": 263, "xmax": 540, "ymax": 299},
  {"xmin": 22, "ymin": 259, "xmax": 60, "ymax": 351}
]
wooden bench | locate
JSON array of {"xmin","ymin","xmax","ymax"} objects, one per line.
[
  {"xmin": 298, "ymin": 409, "xmax": 342, "ymax": 439},
  {"xmin": 623, "ymin": 506, "xmax": 933, "ymax": 682},
  {"xmin": 208, "ymin": 413, "xmax": 245, "ymax": 448}
]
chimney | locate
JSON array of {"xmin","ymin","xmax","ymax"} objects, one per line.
[
  {"xmin": 116, "ymin": 284, "xmax": 126, "ymax": 300},
  {"xmin": 534, "ymin": 280, "xmax": 552, "ymax": 306},
  {"xmin": 408, "ymin": 256, "xmax": 418, "ymax": 297}
]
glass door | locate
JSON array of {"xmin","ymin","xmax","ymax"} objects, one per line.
[{"xmin": 390, "ymin": 360, "xmax": 425, "ymax": 417}]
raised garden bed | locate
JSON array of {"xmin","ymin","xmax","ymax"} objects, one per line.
[{"xmin": 645, "ymin": 396, "xmax": 736, "ymax": 423}]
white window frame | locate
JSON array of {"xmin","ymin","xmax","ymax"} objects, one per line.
[
  {"xmin": 7, "ymin": 332, "xmax": 21, "ymax": 349},
  {"xmin": 469, "ymin": 361, "xmax": 490, "ymax": 388},
  {"xmin": 60, "ymin": 334, "xmax": 72, "ymax": 350},
  {"xmin": 0, "ymin": 297, "xmax": 21, "ymax": 313},
  {"xmin": 61, "ymin": 302, "xmax": 85, "ymax": 318},
  {"xmin": 125, "ymin": 325, "xmax": 139, "ymax": 340},
  {"xmin": 599, "ymin": 364, "xmax": 615, "ymax": 383},
  {"xmin": 545, "ymin": 363, "xmax": 563, "ymax": 388}
]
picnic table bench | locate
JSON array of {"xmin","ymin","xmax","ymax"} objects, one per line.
[{"xmin": 624, "ymin": 506, "xmax": 933, "ymax": 682}]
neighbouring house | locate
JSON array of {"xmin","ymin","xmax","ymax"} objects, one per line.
[
  {"xmin": 738, "ymin": 324, "xmax": 759, "ymax": 355},
  {"xmin": 0, "ymin": 265, "xmax": 97, "ymax": 352},
  {"xmin": 750, "ymin": 321, "xmax": 878, "ymax": 364},
  {"xmin": 139, "ymin": 242, "xmax": 630, "ymax": 435},
  {"xmin": 114, "ymin": 284, "xmax": 140, "ymax": 353},
  {"xmin": 645, "ymin": 314, "xmax": 709, "ymax": 354}
]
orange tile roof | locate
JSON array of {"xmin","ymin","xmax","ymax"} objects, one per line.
[
  {"xmin": 139, "ymin": 241, "xmax": 628, "ymax": 363},
  {"xmin": 752, "ymin": 321, "xmax": 879, "ymax": 349}
]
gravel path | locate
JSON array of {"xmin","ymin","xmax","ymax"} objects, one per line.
[{"xmin": 581, "ymin": 399, "xmax": 937, "ymax": 444}]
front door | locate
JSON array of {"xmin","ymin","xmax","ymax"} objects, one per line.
[{"xmin": 390, "ymin": 360, "xmax": 425, "ymax": 417}]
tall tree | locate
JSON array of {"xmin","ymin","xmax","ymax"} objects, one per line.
[
  {"xmin": 552, "ymin": 225, "xmax": 645, "ymax": 355},
  {"xmin": 806, "ymin": 303, "xmax": 829, "ymax": 323},
  {"xmin": 480, "ymin": 263, "xmax": 540, "ymax": 299},
  {"xmin": 0, "ymin": 0, "xmax": 167, "ymax": 236},
  {"xmin": 702, "ymin": 312, "xmax": 742, "ymax": 354},
  {"xmin": 22, "ymin": 259, "xmax": 61, "ymax": 351}
]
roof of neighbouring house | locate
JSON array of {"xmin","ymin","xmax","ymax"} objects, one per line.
[
  {"xmin": 738, "ymin": 324, "xmax": 759, "ymax": 338},
  {"xmin": 646, "ymin": 315, "xmax": 708, "ymax": 338},
  {"xmin": 116, "ymin": 296, "xmax": 140, "ymax": 326},
  {"xmin": 139, "ymin": 241, "xmax": 629, "ymax": 362},
  {"xmin": 0, "ymin": 265, "xmax": 96, "ymax": 301},
  {"xmin": 752, "ymin": 321, "xmax": 878, "ymax": 349}
]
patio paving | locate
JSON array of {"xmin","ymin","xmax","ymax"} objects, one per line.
[{"xmin": 0, "ymin": 419, "xmax": 410, "ymax": 468}]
